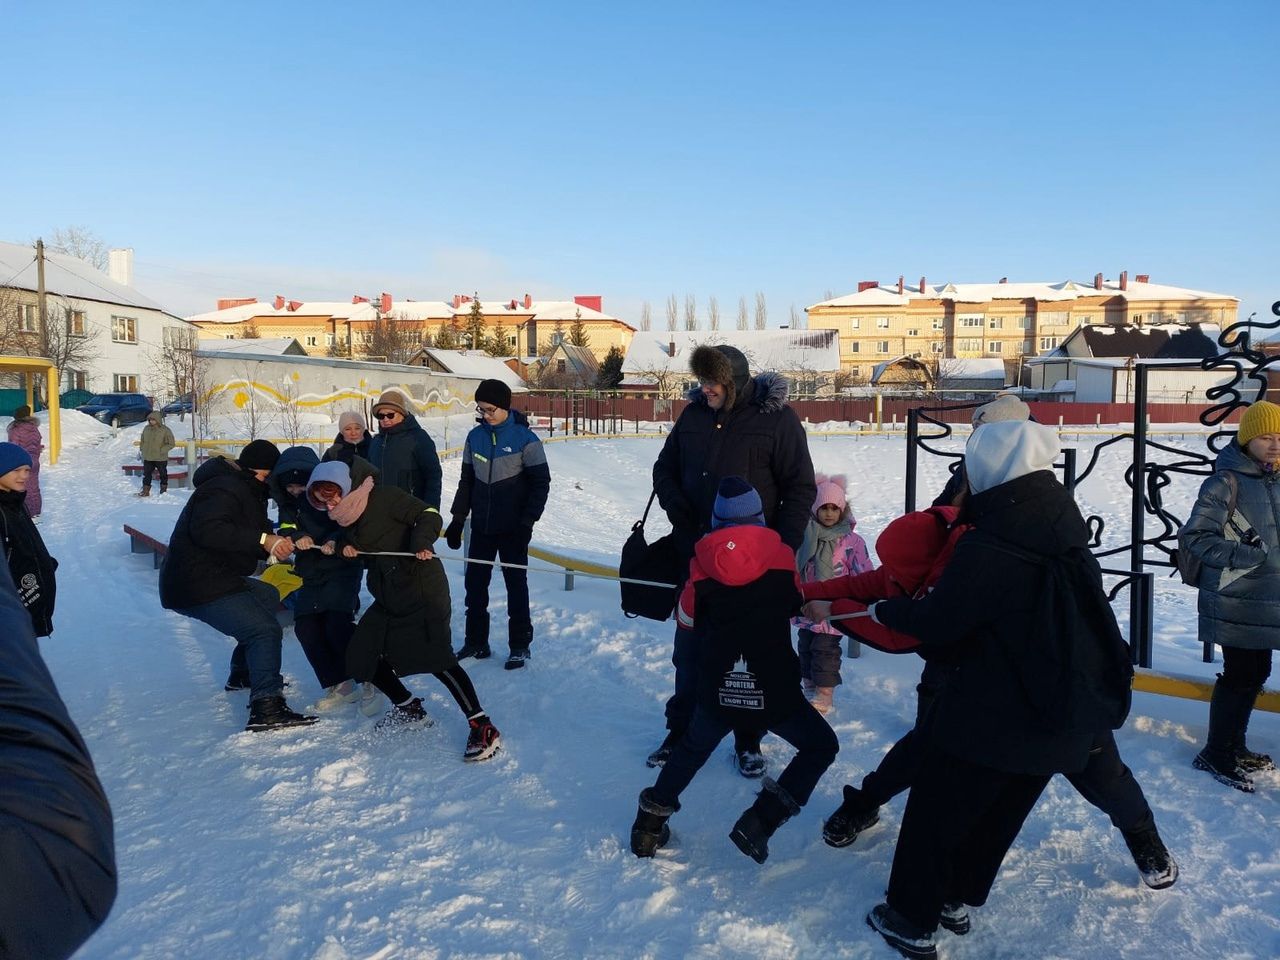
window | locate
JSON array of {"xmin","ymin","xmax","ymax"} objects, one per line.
[
  {"xmin": 849, "ymin": 318, "xmax": 860, "ymax": 329},
  {"xmin": 1040, "ymin": 311, "xmax": 1070, "ymax": 326},
  {"xmin": 988, "ymin": 341, "xmax": 1004, "ymax": 354},
  {"xmin": 66, "ymin": 369, "xmax": 87, "ymax": 391},
  {"xmin": 849, "ymin": 342, "xmax": 860, "ymax": 353},
  {"xmin": 17, "ymin": 304, "xmax": 37, "ymax": 333},
  {"xmin": 325, "ymin": 333, "xmax": 335, "ymax": 346},
  {"xmin": 876, "ymin": 340, "xmax": 890, "ymax": 353},
  {"xmin": 931, "ymin": 341, "xmax": 944, "ymax": 354},
  {"xmin": 988, "ymin": 317, "xmax": 1003, "ymax": 329},
  {"xmin": 958, "ymin": 314, "xmax": 983, "ymax": 328},
  {"xmin": 1023, "ymin": 339, "xmax": 1034, "ymax": 354},
  {"xmin": 957, "ymin": 338, "xmax": 982, "ymax": 351},
  {"xmin": 557, "ymin": 359, "xmax": 566, "ymax": 373},
  {"xmin": 1040, "ymin": 336, "xmax": 1060, "ymax": 350},
  {"xmin": 876, "ymin": 317, "xmax": 889, "ymax": 329},
  {"xmin": 112, "ymin": 316, "xmax": 137, "ymax": 343},
  {"xmin": 1018, "ymin": 316, "xmax": 1032, "ymax": 329},
  {"xmin": 305, "ymin": 335, "xmax": 318, "ymax": 346},
  {"xmin": 113, "ymin": 373, "xmax": 138, "ymax": 392},
  {"xmin": 930, "ymin": 317, "xmax": 944, "ymax": 330},
  {"xmin": 906, "ymin": 328, "xmax": 920, "ymax": 337},
  {"xmin": 68, "ymin": 309, "xmax": 87, "ymax": 337}
]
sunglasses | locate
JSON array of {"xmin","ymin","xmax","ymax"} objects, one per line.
[{"xmin": 374, "ymin": 411, "xmax": 400, "ymax": 421}]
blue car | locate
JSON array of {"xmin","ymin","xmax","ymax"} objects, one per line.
[
  {"xmin": 161, "ymin": 393, "xmax": 194, "ymax": 416},
  {"xmin": 78, "ymin": 392, "xmax": 153, "ymax": 427}
]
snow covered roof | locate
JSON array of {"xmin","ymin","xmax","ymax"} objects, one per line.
[
  {"xmin": 196, "ymin": 337, "xmax": 306, "ymax": 356},
  {"xmin": 0, "ymin": 240, "xmax": 171, "ymax": 313},
  {"xmin": 622, "ymin": 329, "xmax": 842, "ymax": 376},
  {"xmin": 186, "ymin": 302, "xmax": 283, "ymax": 324},
  {"xmin": 808, "ymin": 278, "xmax": 1237, "ymax": 310},
  {"xmin": 187, "ymin": 298, "xmax": 626, "ymax": 326},
  {"xmin": 937, "ymin": 358, "xmax": 1007, "ymax": 379},
  {"xmin": 420, "ymin": 349, "xmax": 526, "ymax": 388}
]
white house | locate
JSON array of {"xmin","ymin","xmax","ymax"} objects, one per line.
[{"xmin": 0, "ymin": 241, "xmax": 196, "ymax": 399}]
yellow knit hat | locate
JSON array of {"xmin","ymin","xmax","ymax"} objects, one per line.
[{"xmin": 1237, "ymin": 400, "xmax": 1280, "ymax": 447}]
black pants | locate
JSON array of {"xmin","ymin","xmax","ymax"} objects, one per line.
[
  {"xmin": 887, "ymin": 745, "xmax": 1050, "ymax": 933},
  {"xmin": 1221, "ymin": 645, "xmax": 1273, "ymax": 688},
  {"xmin": 463, "ymin": 530, "xmax": 532, "ymax": 652},
  {"xmin": 664, "ymin": 621, "xmax": 766, "ymax": 754},
  {"xmin": 141, "ymin": 460, "xmax": 168, "ymax": 490},
  {"xmin": 293, "ymin": 611, "xmax": 354, "ymax": 689},
  {"xmin": 370, "ymin": 658, "xmax": 484, "ymax": 718}
]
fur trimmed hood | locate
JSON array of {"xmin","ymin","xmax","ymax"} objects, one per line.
[{"xmin": 686, "ymin": 371, "xmax": 790, "ymax": 413}]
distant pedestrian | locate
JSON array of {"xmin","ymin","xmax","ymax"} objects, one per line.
[
  {"xmin": 366, "ymin": 390, "xmax": 441, "ymax": 505},
  {"xmin": 446, "ymin": 379, "xmax": 551, "ymax": 670},
  {"xmin": 0, "ymin": 442, "xmax": 58, "ymax": 637},
  {"xmin": 138, "ymin": 412, "xmax": 176, "ymax": 497},
  {"xmin": 323, "ymin": 410, "xmax": 372, "ymax": 466},
  {"xmin": 7, "ymin": 404, "xmax": 43, "ymax": 519}
]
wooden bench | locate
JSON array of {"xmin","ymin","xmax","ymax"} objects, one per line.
[
  {"xmin": 121, "ymin": 464, "xmax": 190, "ymax": 488},
  {"xmin": 124, "ymin": 524, "xmax": 168, "ymax": 569}
]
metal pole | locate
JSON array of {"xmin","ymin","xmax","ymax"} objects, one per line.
[
  {"xmin": 1061, "ymin": 447, "xmax": 1077, "ymax": 495},
  {"xmin": 905, "ymin": 407, "xmax": 920, "ymax": 514},
  {"xmin": 1130, "ymin": 364, "xmax": 1148, "ymax": 578}
]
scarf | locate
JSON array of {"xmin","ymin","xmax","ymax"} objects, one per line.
[
  {"xmin": 798, "ymin": 516, "xmax": 852, "ymax": 582},
  {"xmin": 327, "ymin": 476, "xmax": 374, "ymax": 527}
]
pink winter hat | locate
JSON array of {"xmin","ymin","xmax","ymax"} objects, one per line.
[{"xmin": 813, "ymin": 473, "xmax": 848, "ymax": 512}]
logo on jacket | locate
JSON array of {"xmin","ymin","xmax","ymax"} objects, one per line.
[{"xmin": 718, "ymin": 658, "xmax": 764, "ymax": 710}]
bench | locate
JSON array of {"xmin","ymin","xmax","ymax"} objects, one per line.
[
  {"xmin": 124, "ymin": 524, "xmax": 168, "ymax": 569},
  {"xmin": 122, "ymin": 464, "xmax": 190, "ymax": 488}
]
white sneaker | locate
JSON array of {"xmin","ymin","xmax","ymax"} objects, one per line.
[
  {"xmin": 359, "ymin": 682, "xmax": 384, "ymax": 717},
  {"xmin": 310, "ymin": 681, "xmax": 358, "ymax": 714}
]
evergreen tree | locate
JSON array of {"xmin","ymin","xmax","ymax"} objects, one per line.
[
  {"xmin": 488, "ymin": 313, "xmax": 508, "ymax": 356},
  {"xmin": 434, "ymin": 320, "xmax": 462, "ymax": 350},
  {"xmin": 466, "ymin": 295, "xmax": 486, "ymax": 351},
  {"xmin": 596, "ymin": 344, "xmax": 625, "ymax": 389},
  {"xmin": 569, "ymin": 309, "xmax": 590, "ymax": 348}
]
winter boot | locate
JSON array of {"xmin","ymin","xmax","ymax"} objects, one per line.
[
  {"xmin": 729, "ymin": 777, "xmax": 800, "ymax": 864},
  {"xmin": 1121, "ymin": 822, "xmax": 1179, "ymax": 889},
  {"xmin": 630, "ymin": 788, "xmax": 678, "ymax": 858},
  {"xmin": 139, "ymin": 486, "xmax": 151, "ymax": 498},
  {"xmin": 245, "ymin": 696, "xmax": 319, "ymax": 732},
  {"xmin": 224, "ymin": 673, "xmax": 251, "ymax": 692},
  {"xmin": 1232, "ymin": 684, "xmax": 1275, "ymax": 772},
  {"xmin": 358, "ymin": 682, "xmax": 384, "ymax": 717},
  {"xmin": 374, "ymin": 697, "xmax": 433, "ymax": 731},
  {"xmin": 504, "ymin": 647, "xmax": 530, "ymax": 670},
  {"xmin": 455, "ymin": 640, "xmax": 492, "ymax": 661},
  {"xmin": 938, "ymin": 902, "xmax": 971, "ymax": 936},
  {"xmin": 464, "ymin": 713, "xmax": 501, "ymax": 761},
  {"xmin": 159, "ymin": 483, "xmax": 168, "ymax": 495},
  {"xmin": 646, "ymin": 728, "xmax": 683, "ymax": 768},
  {"xmin": 823, "ymin": 784, "xmax": 881, "ymax": 848},
  {"xmin": 866, "ymin": 902, "xmax": 937, "ymax": 960},
  {"xmin": 1194, "ymin": 677, "xmax": 1257, "ymax": 792},
  {"xmin": 733, "ymin": 737, "xmax": 767, "ymax": 779}
]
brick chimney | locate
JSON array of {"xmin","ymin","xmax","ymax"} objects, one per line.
[
  {"xmin": 380, "ymin": 292, "xmax": 393, "ymax": 314},
  {"xmin": 217, "ymin": 297, "xmax": 256, "ymax": 311},
  {"xmin": 668, "ymin": 340, "xmax": 676, "ymax": 357},
  {"xmin": 857, "ymin": 280, "xmax": 879, "ymax": 293},
  {"xmin": 574, "ymin": 295, "xmax": 603, "ymax": 313},
  {"xmin": 509, "ymin": 299, "xmax": 517, "ymax": 310},
  {"xmin": 523, "ymin": 293, "xmax": 532, "ymax": 309},
  {"xmin": 287, "ymin": 300, "xmax": 302, "ymax": 312},
  {"xmin": 273, "ymin": 295, "xmax": 285, "ymax": 310},
  {"xmin": 1093, "ymin": 272, "xmax": 1104, "ymax": 290},
  {"xmin": 919, "ymin": 276, "xmax": 927, "ymax": 294},
  {"xmin": 352, "ymin": 295, "xmax": 370, "ymax": 304},
  {"xmin": 1119, "ymin": 270, "xmax": 1128, "ymax": 291},
  {"xmin": 452, "ymin": 294, "xmax": 462, "ymax": 308},
  {"xmin": 1135, "ymin": 274, "xmax": 1150, "ymax": 284},
  {"xmin": 897, "ymin": 275, "xmax": 905, "ymax": 295},
  {"xmin": 108, "ymin": 248, "xmax": 134, "ymax": 287}
]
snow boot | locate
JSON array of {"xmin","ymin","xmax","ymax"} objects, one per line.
[
  {"xmin": 630, "ymin": 788, "xmax": 678, "ymax": 858},
  {"xmin": 358, "ymin": 682, "xmax": 384, "ymax": 717},
  {"xmin": 866, "ymin": 902, "xmax": 937, "ymax": 960},
  {"xmin": 646, "ymin": 729, "xmax": 683, "ymax": 768},
  {"xmin": 454, "ymin": 640, "xmax": 492, "ymax": 661},
  {"xmin": 1121, "ymin": 822, "xmax": 1179, "ymax": 889},
  {"xmin": 139, "ymin": 486, "xmax": 150, "ymax": 498},
  {"xmin": 1232, "ymin": 684, "xmax": 1275, "ymax": 772},
  {"xmin": 823, "ymin": 784, "xmax": 881, "ymax": 848},
  {"xmin": 938, "ymin": 901, "xmax": 971, "ymax": 936},
  {"xmin": 374, "ymin": 697, "xmax": 433, "ymax": 731},
  {"xmin": 733, "ymin": 741, "xmax": 767, "ymax": 779},
  {"xmin": 159, "ymin": 483, "xmax": 168, "ymax": 495},
  {"xmin": 245, "ymin": 695, "xmax": 318, "ymax": 732},
  {"xmin": 463, "ymin": 713, "xmax": 501, "ymax": 761},
  {"xmin": 729, "ymin": 777, "xmax": 799, "ymax": 864},
  {"xmin": 504, "ymin": 647, "xmax": 530, "ymax": 670},
  {"xmin": 1195, "ymin": 677, "xmax": 1257, "ymax": 792}
]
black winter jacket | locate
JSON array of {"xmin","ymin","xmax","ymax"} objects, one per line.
[
  {"xmin": 322, "ymin": 430, "xmax": 371, "ymax": 466},
  {"xmin": 877, "ymin": 471, "xmax": 1128, "ymax": 776},
  {"xmin": 450, "ymin": 409, "xmax": 551, "ymax": 535},
  {"xmin": 0, "ymin": 488, "xmax": 57, "ymax": 636},
  {"xmin": 159, "ymin": 457, "xmax": 273, "ymax": 610},
  {"xmin": 653, "ymin": 373, "xmax": 816, "ymax": 557},
  {"xmin": 366, "ymin": 413, "xmax": 442, "ymax": 508},
  {"xmin": 0, "ymin": 562, "xmax": 116, "ymax": 960}
]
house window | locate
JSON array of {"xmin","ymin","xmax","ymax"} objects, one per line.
[
  {"xmin": 1023, "ymin": 339, "xmax": 1035, "ymax": 354},
  {"xmin": 931, "ymin": 341, "xmax": 944, "ymax": 354},
  {"xmin": 1040, "ymin": 336, "xmax": 1060, "ymax": 350},
  {"xmin": 325, "ymin": 333, "xmax": 335, "ymax": 346},
  {"xmin": 113, "ymin": 373, "xmax": 138, "ymax": 392},
  {"xmin": 930, "ymin": 317, "xmax": 944, "ymax": 330},
  {"xmin": 907, "ymin": 328, "xmax": 920, "ymax": 337},
  {"xmin": 849, "ymin": 318, "xmax": 860, "ymax": 329},
  {"xmin": 17, "ymin": 304, "xmax": 37, "ymax": 333},
  {"xmin": 958, "ymin": 315, "xmax": 983, "ymax": 328},
  {"xmin": 305, "ymin": 335, "xmax": 318, "ymax": 346},
  {"xmin": 876, "ymin": 340, "xmax": 890, "ymax": 353},
  {"xmin": 1018, "ymin": 316, "xmax": 1032, "ymax": 329},
  {"xmin": 988, "ymin": 341, "xmax": 1004, "ymax": 354},
  {"xmin": 112, "ymin": 316, "xmax": 137, "ymax": 343},
  {"xmin": 68, "ymin": 309, "xmax": 87, "ymax": 337},
  {"xmin": 849, "ymin": 342, "xmax": 860, "ymax": 353},
  {"xmin": 1040, "ymin": 311, "xmax": 1070, "ymax": 326},
  {"xmin": 957, "ymin": 338, "xmax": 982, "ymax": 351},
  {"xmin": 66, "ymin": 369, "xmax": 87, "ymax": 391},
  {"xmin": 876, "ymin": 317, "xmax": 890, "ymax": 329},
  {"xmin": 988, "ymin": 317, "xmax": 1003, "ymax": 329},
  {"xmin": 557, "ymin": 359, "xmax": 566, "ymax": 373}
]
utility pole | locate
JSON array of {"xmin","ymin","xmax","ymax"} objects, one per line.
[{"xmin": 35, "ymin": 239, "xmax": 49, "ymax": 404}]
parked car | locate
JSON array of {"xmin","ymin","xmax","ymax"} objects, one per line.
[
  {"xmin": 160, "ymin": 393, "xmax": 194, "ymax": 416},
  {"xmin": 78, "ymin": 393, "xmax": 153, "ymax": 427}
]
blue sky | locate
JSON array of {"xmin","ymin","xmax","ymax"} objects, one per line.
[{"xmin": 3, "ymin": 1, "xmax": 1277, "ymax": 326}]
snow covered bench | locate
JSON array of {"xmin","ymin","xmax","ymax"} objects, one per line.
[
  {"xmin": 121, "ymin": 464, "xmax": 190, "ymax": 488},
  {"xmin": 124, "ymin": 524, "xmax": 168, "ymax": 569}
]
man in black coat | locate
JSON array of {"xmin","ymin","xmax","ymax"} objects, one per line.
[
  {"xmin": 0, "ymin": 560, "xmax": 117, "ymax": 960},
  {"xmin": 648, "ymin": 344, "xmax": 816, "ymax": 776},
  {"xmin": 160, "ymin": 440, "xmax": 317, "ymax": 732}
]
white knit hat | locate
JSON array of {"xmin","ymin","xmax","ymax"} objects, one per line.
[{"xmin": 965, "ymin": 421, "xmax": 1060, "ymax": 494}]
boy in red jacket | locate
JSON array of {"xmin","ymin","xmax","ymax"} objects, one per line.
[{"xmin": 630, "ymin": 477, "xmax": 839, "ymax": 864}]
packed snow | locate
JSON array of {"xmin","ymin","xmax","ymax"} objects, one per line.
[{"xmin": 28, "ymin": 410, "xmax": 1280, "ymax": 959}]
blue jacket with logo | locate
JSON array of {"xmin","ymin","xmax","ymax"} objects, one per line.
[{"xmin": 450, "ymin": 409, "xmax": 551, "ymax": 535}]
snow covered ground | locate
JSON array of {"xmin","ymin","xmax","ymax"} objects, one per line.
[{"xmin": 31, "ymin": 411, "xmax": 1280, "ymax": 959}]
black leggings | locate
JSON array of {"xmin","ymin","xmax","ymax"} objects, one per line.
[
  {"xmin": 1221, "ymin": 645, "xmax": 1273, "ymax": 690},
  {"xmin": 370, "ymin": 658, "xmax": 483, "ymax": 717}
]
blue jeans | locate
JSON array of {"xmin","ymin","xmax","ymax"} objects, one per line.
[{"xmin": 176, "ymin": 578, "xmax": 284, "ymax": 702}]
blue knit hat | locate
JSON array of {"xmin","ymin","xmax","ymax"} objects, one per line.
[
  {"xmin": 712, "ymin": 476, "xmax": 765, "ymax": 529},
  {"xmin": 0, "ymin": 442, "xmax": 32, "ymax": 477}
]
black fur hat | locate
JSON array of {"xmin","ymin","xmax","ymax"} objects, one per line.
[{"xmin": 689, "ymin": 345, "xmax": 751, "ymax": 409}]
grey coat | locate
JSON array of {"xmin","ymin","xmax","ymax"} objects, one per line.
[{"xmin": 1181, "ymin": 441, "xmax": 1280, "ymax": 651}]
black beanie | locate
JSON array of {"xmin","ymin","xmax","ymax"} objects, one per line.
[
  {"xmin": 475, "ymin": 378, "xmax": 513, "ymax": 410},
  {"xmin": 238, "ymin": 439, "xmax": 281, "ymax": 472}
]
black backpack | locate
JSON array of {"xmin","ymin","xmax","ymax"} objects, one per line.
[{"xmin": 619, "ymin": 491, "xmax": 683, "ymax": 621}]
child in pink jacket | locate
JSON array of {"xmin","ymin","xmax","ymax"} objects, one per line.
[
  {"xmin": 7, "ymin": 406, "xmax": 43, "ymax": 519},
  {"xmin": 792, "ymin": 474, "xmax": 871, "ymax": 714}
]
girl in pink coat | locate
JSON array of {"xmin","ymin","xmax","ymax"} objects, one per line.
[
  {"xmin": 792, "ymin": 474, "xmax": 871, "ymax": 714},
  {"xmin": 7, "ymin": 406, "xmax": 43, "ymax": 519}
]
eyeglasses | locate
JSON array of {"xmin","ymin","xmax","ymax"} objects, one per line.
[
  {"xmin": 476, "ymin": 404, "xmax": 500, "ymax": 416},
  {"xmin": 374, "ymin": 411, "xmax": 400, "ymax": 421}
]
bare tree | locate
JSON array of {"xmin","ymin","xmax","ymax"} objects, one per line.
[
  {"xmin": 42, "ymin": 226, "xmax": 109, "ymax": 271},
  {"xmin": 241, "ymin": 317, "xmax": 261, "ymax": 339},
  {"xmin": 737, "ymin": 296, "xmax": 749, "ymax": 331},
  {"xmin": 683, "ymin": 293, "xmax": 698, "ymax": 331},
  {"xmin": 639, "ymin": 301, "xmax": 652, "ymax": 332},
  {"xmin": 665, "ymin": 294, "xmax": 678, "ymax": 332},
  {"xmin": 147, "ymin": 325, "xmax": 211, "ymax": 438},
  {"xmin": 0, "ymin": 288, "xmax": 101, "ymax": 402},
  {"xmin": 232, "ymin": 360, "xmax": 265, "ymax": 439},
  {"xmin": 365, "ymin": 310, "xmax": 419, "ymax": 364},
  {"xmin": 708, "ymin": 296, "xmax": 720, "ymax": 332},
  {"xmin": 789, "ymin": 304, "xmax": 801, "ymax": 329},
  {"xmin": 754, "ymin": 291, "xmax": 768, "ymax": 330},
  {"xmin": 275, "ymin": 373, "xmax": 308, "ymax": 444}
]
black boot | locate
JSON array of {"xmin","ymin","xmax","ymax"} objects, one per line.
[
  {"xmin": 646, "ymin": 728, "xmax": 685, "ymax": 768},
  {"xmin": 245, "ymin": 695, "xmax": 319, "ymax": 732},
  {"xmin": 631, "ymin": 788, "xmax": 678, "ymax": 858},
  {"xmin": 729, "ymin": 777, "xmax": 800, "ymax": 864},
  {"xmin": 1232, "ymin": 684, "xmax": 1275, "ymax": 772},
  {"xmin": 1121, "ymin": 822, "xmax": 1179, "ymax": 889},
  {"xmin": 822, "ymin": 784, "xmax": 881, "ymax": 848},
  {"xmin": 1194, "ymin": 676, "xmax": 1256, "ymax": 792}
]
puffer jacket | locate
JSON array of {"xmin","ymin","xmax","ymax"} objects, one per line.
[
  {"xmin": 449, "ymin": 409, "xmax": 551, "ymax": 535},
  {"xmin": 1180, "ymin": 441, "xmax": 1280, "ymax": 651},
  {"xmin": 653, "ymin": 373, "xmax": 816, "ymax": 558},
  {"xmin": 365, "ymin": 412, "xmax": 442, "ymax": 508},
  {"xmin": 793, "ymin": 514, "xmax": 872, "ymax": 635}
]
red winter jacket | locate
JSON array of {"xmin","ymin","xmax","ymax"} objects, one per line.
[{"xmin": 800, "ymin": 506, "xmax": 968, "ymax": 653}]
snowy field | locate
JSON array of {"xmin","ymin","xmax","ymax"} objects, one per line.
[{"xmin": 30, "ymin": 411, "xmax": 1280, "ymax": 959}]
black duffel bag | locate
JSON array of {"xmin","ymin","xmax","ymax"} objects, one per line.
[{"xmin": 619, "ymin": 491, "xmax": 683, "ymax": 621}]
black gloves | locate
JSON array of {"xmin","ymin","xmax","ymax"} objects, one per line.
[{"xmin": 445, "ymin": 517, "xmax": 465, "ymax": 551}]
